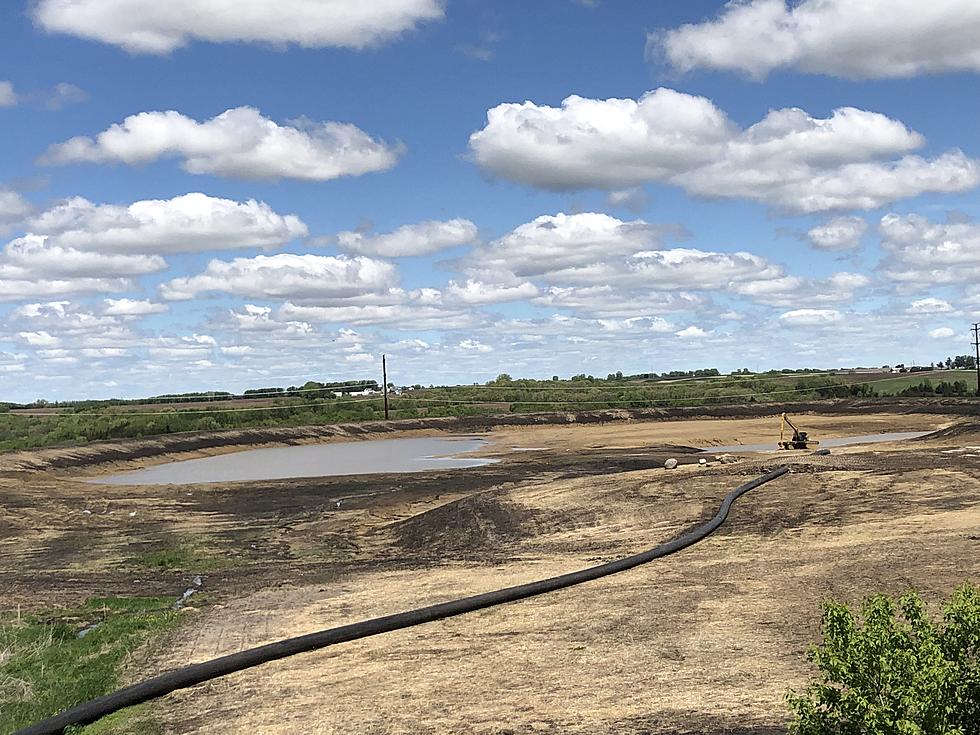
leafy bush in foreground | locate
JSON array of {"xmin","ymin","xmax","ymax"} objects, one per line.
[{"xmin": 788, "ymin": 584, "xmax": 980, "ymax": 735}]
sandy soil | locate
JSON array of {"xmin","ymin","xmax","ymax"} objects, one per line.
[{"xmin": 2, "ymin": 408, "xmax": 977, "ymax": 734}]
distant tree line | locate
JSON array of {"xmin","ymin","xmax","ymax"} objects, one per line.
[{"xmin": 897, "ymin": 380, "xmax": 971, "ymax": 397}]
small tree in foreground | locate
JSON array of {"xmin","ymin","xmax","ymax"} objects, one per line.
[{"xmin": 787, "ymin": 584, "xmax": 980, "ymax": 735}]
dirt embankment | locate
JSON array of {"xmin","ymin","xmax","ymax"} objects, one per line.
[{"xmin": 2, "ymin": 397, "xmax": 973, "ymax": 473}]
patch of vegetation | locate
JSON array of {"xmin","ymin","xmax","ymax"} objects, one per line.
[
  {"xmin": 1, "ymin": 367, "xmax": 974, "ymax": 452},
  {"xmin": 787, "ymin": 584, "xmax": 980, "ymax": 734},
  {"xmin": 133, "ymin": 541, "xmax": 228, "ymax": 572},
  {"xmin": 0, "ymin": 597, "xmax": 179, "ymax": 734}
]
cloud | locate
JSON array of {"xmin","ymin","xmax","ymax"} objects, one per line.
[
  {"xmin": 460, "ymin": 212, "xmax": 685, "ymax": 280},
  {"xmin": 28, "ymin": 193, "xmax": 307, "ymax": 253},
  {"xmin": 46, "ymin": 82, "xmax": 88, "ymax": 110},
  {"xmin": 469, "ymin": 88, "xmax": 978, "ymax": 213},
  {"xmin": 3, "ymin": 234, "xmax": 166, "ymax": 277},
  {"xmin": 732, "ymin": 271, "xmax": 870, "ymax": 307},
  {"xmin": 456, "ymin": 44, "xmax": 494, "ymax": 61},
  {"xmin": 908, "ymin": 297, "xmax": 954, "ymax": 314},
  {"xmin": 160, "ymin": 253, "xmax": 398, "ymax": 301},
  {"xmin": 807, "ymin": 216, "xmax": 868, "ymax": 251},
  {"xmin": 880, "ymin": 213, "xmax": 980, "ymax": 285},
  {"xmin": 18, "ymin": 330, "xmax": 60, "ymax": 347},
  {"xmin": 337, "ymin": 218, "xmax": 477, "ymax": 256},
  {"xmin": 929, "ymin": 327, "xmax": 956, "ymax": 339},
  {"xmin": 532, "ymin": 285, "xmax": 704, "ymax": 318},
  {"xmin": 778, "ymin": 308, "xmax": 843, "ymax": 326},
  {"xmin": 34, "ymin": 0, "xmax": 444, "ymax": 54},
  {"xmin": 459, "ymin": 212, "xmax": 791, "ymax": 303},
  {"xmin": 675, "ymin": 325, "xmax": 707, "ymax": 339},
  {"xmin": 653, "ymin": 0, "xmax": 980, "ymax": 80},
  {"xmin": 605, "ymin": 188, "xmax": 649, "ymax": 213},
  {"xmin": 224, "ymin": 305, "xmax": 314, "ymax": 337},
  {"xmin": 277, "ymin": 301, "xmax": 485, "ymax": 329},
  {"xmin": 9, "ymin": 301, "xmax": 118, "ymax": 333},
  {"xmin": 42, "ymin": 107, "xmax": 402, "ymax": 181},
  {"xmin": 0, "ymin": 275, "xmax": 131, "ymax": 302},
  {"xmin": 445, "ymin": 279, "xmax": 539, "ymax": 304},
  {"xmin": 0, "ymin": 81, "xmax": 16, "ymax": 107},
  {"xmin": 103, "ymin": 298, "xmax": 169, "ymax": 316},
  {"xmin": 458, "ymin": 339, "xmax": 492, "ymax": 352},
  {"xmin": 0, "ymin": 190, "xmax": 32, "ymax": 230}
]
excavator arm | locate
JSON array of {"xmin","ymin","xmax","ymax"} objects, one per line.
[{"xmin": 779, "ymin": 412, "xmax": 818, "ymax": 450}]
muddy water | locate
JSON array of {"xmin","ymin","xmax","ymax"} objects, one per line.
[
  {"xmin": 704, "ymin": 430, "xmax": 931, "ymax": 454},
  {"xmin": 88, "ymin": 436, "xmax": 496, "ymax": 485}
]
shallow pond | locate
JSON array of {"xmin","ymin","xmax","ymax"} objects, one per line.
[
  {"xmin": 89, "ymin": 436, "xmax": 496, "ymax": 485},
  {"xmin": 703, "ymin": 430, "xmax": 931, "ymax": 454}
]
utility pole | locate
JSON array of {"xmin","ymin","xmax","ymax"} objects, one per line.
[
  {"xmin": 973, "ymin": 323, "xmax": 980, "ymax": 397},
  {"xmin": 382, "ymin": 354, "xmax": 390, "ymax": 420}
]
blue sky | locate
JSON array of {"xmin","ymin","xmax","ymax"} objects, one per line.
[{"xmin": 2, "ymin": 0, "xmax": 980, "ymax": 402}]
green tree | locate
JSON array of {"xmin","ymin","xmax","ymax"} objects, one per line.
[{"xmin": 787, "ymin": 584, "xmax": 980, "ymax": 735}]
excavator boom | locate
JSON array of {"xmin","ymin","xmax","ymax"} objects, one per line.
[{"xmin": 778, "ymin": 412, "xmax": 819, "ymax": 450}]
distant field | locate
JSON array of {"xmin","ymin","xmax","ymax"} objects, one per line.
[
  {"xmin": 864, "ymin": 369, "xmax": 977, "ymax": 394},
  {"xmin": 9, "ymin": 396, "xmax": 282, "ymax": 416},
  {"xmin": 1, "ymin": 368, "xmax": 976, "ymax": 452}
]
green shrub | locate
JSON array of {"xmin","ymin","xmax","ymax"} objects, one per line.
[{"xmin": 788, "ymin": 584, "xmax": 980, "ymax": 735}]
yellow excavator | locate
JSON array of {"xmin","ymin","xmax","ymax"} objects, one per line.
[{"xmin": 778, "ymin": 412, "xmax": 819, "ymax": 450}]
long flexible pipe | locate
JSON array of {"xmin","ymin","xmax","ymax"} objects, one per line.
[{"xmin": 15, "ymin": 466, "xmax": 789, "ymax": 735}]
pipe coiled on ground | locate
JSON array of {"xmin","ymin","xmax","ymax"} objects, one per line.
[{"xmin": 15, "ymin": 465, "xmax": 790, "ymax": 735}]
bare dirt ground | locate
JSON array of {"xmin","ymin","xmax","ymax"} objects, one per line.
[{"xmin": 2, "ymin": 407, "xmax": 978, "ymax": 734}]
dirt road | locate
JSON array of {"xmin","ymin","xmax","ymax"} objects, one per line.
[{"xmin": 2, "ymin": 408, "xmax": 978, "ymax": 733}]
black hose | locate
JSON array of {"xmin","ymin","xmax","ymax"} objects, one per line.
[{"xmin": 15, "ymin": 465, "xmax": 789, "ymax": 735}]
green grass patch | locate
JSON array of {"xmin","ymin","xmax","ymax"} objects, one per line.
[
  {"xmin": 132, "ymin": 541, "xmax": 228, "ymax": 572},
  {"xmin": 869, "ymin": 369, "xmax": 977, "ymax": 395},
  {"xmin": 0, "ymin": 597, "xmax": 179, "ymax": 734}
]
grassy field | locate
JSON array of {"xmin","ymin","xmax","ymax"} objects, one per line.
[
  {"xmin": 0, "ymin": 597, "xmax": 179, "ymax": 734},
  {"xmin": 0, "ymin": 369, "xmax": 974, "ymax": 452},
  {"xmin": 861, "ymin": 369, "xmax": 977, "ymax": 394}
]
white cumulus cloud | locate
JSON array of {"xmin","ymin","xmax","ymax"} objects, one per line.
[
  {"xmin": 42, "ymin": 107, "xmax": 402, "ymax": 181},
  {"xmin": 654, "ymin": 0, "xmax": 980, "ymax": 80},
  {"xmin": 779, "ymin": 308, "xmax": 843, "ymax": 326},
  {"xmin": 880, "ymin": 213, "xmax": 980, "ymax": 285},
  {"xmin": 908, "ymin": 297, "xmax": 954, "ymax": 314},
  {"xmin": 337, "ymin": 218, "xmax": 477, "ymax": 257},
  {"xmin": 469, "ymin": 88, "xmax": 978, "ymax": 213},
  {"xmin": 675, "ymin": 325, "xmax": 707, "ymax": 339},
  {"xmin": 103, "ymin": 298, "xmax": 169, "ymax": 316},
  {"xmin": 445, "ymin": 279, "xmax": 539, "ymax": 305},
  {"xmin": 929, "ymin": 327, "xmax": 956, "ymax": 339},
  {"xmin": 160, "ymin": 253, "xmax": 398, "ymax": 302},
  {"xmin": 807, "ymin": 216, "xmax": 868, "ymax": 251},
  {"xmin": 34, "ymin": 0, "xmax": 444, "ymax": 54},
  {"xmin": 3, "ymin": 235, "xmax": 166, "ymax": 278},
  {"xmin": 28, "ymin": 193, "xmax": 307, "ymax": 253}
]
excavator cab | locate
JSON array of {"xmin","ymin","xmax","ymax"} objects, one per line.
[{"xmin": 778, "ymin": 412, "xmax": 819, "ymax": 450}]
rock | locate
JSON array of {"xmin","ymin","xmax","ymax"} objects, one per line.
[
  {"xmin": 718, "ymin": 454, "xmax": 738, "ymax": 464},
  {"xmin": 698, "ymin": 458, "xmax": 708, "ymax": 466},
  {"xmin": 664, "ymin": 458, "xmax": 678, "ymax": 469}
]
